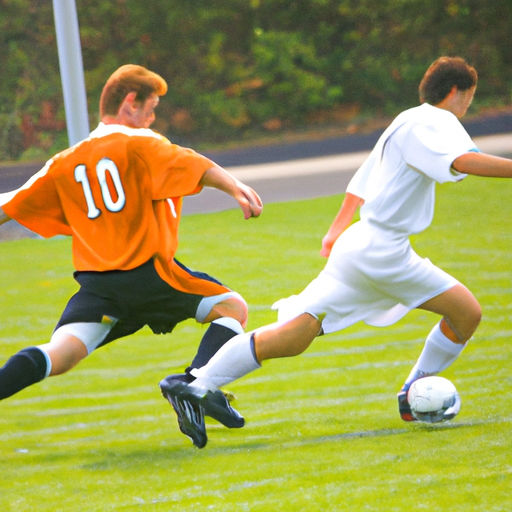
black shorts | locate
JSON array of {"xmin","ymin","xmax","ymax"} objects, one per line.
[{"xmin": 55, "ymin": 259, "xmax": 225, "ymax": 347}]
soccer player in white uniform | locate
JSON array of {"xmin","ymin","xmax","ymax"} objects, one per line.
[{"xmin": 160, "ymin": 56, "xmax": 512, "ymax": 442}]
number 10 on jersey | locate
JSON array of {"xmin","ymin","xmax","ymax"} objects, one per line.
[{"xmin": 75, "ymin": 158, "xmax": 126, "ymax": 219}]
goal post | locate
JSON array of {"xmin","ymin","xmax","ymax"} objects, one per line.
[{"xmin": 52, "ymin": 0, "xmax": 90, "ymax": 146}]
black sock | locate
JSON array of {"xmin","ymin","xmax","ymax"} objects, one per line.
[
  {"xmin": 0, "ymin": 347, "xmax": 48, "ymax": 400},
  {"xmin": 185, "ymin": 322, "xmax": 239, "ymax": 373}
]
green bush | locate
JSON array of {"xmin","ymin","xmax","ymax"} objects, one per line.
[{"xmin": 2, "ymin": 0, "xmax": 512, "ymax": 159}]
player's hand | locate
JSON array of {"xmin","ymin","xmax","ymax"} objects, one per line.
[
  {"xmin": 320, "ymin": 234, "xmax": 335, "ymax": 258},
  {"xmin": 235, "ymin": 183, "xmax": 263, "ymax": 219},
  {"xmin": 199, "ymin": 165, "xmax": 262, "ymax": 219}
]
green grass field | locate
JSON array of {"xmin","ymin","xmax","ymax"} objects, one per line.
[{"xmin": 1, "ymin": 176, "xmax": 511, "ymax": 511}]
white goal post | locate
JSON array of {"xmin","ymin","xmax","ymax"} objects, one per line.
[{"xmin": 52, "ymin": 0, "xmax": 90, "ymax": 146}]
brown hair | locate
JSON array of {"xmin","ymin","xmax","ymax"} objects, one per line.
[
  {"xmin": 99, "ymin": 65, "xmax": 168, "ymax": 117},
  {"xmin": 419, "ymin": 57, "xmax": 477, "ymax": 105}
]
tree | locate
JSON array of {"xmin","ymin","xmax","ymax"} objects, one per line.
[{"xmin": 1, "ymin": 0, "xmax": 511, "ymax": 160}]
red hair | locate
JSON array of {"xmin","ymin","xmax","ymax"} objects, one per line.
[{"xmin": 99, "ymin": 65, "xmax": 168, "ymax": 117}]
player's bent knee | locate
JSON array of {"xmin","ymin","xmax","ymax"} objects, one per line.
[
  {"xmin": 43, "ymin": 322, "xmax": 113, "ymax": 375},
  {"xmin": 463, "ymin": 300, "xmax": 482, "ymax": 335},
  {"xmin": 53, "ymin": 322, "xmax": 113, "ymax": 355},
  {"xmin": 197, "ymin": 292, "xmax": 248, "ymax": 325},
  {"xmin": 452, "ymin": 305, "xmax": 482, "ymax": 343},
  {"xmin": 39, "ymin": 341, "xmax": 86, "ymax": 376},
  {"xmin": 471, "ymin": 306, "xmax": 482, "ymax": 331},
  {"xmin": 222, "ymin": 296, "xmax": 249, "ymax": 323}
]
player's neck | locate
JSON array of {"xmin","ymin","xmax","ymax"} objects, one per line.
[
  {"xmin": 434, "ymin": 85, "xmax": 475, "ymax": 119},
  {"xmin": 101, "ymin": 116, "xmax": 121, "ymax": 125}
]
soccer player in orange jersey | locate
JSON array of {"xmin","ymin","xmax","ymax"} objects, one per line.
[{"xmin": 0, "ymin": 65, "xmax": 262, "ymax": 448}]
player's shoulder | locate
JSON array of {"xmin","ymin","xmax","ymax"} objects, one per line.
[
  {"xmin": 396, "ymin": 104, "xmax": 463, "ymax": 139},
  {"xmin": 90, "ymin": 124, "xmax": 176, "ymax": 161},
  {"xmin": 410, "ymin": 103, "xmax": 461, "ymax": 126},
  {"xmin": 51, "ymin": 125, "xmax": 168, "ymax": 163}
]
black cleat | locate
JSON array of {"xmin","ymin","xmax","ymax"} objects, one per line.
[
  {"xmin": 159, "ymin": 375, "xmax": 245, "ymax": 429},
  {"xmin": 160, "ymin": 374, "xmax": 207, "ymax": 448}
]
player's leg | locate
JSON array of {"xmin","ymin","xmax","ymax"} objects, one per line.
[
  {"xmin": 160, "ymin": 292, "xmax": 247, "ymax": 448},
  {"xmin": 0, "ymin": 346, "xmax": 51, "ymax": 400},
  {"xmin": 186, "ymin": 270, "xmax": 328, "ymax": 383},
  {"xmin": 40, "ymin": 331, "xmax": 88, "ymax": 375},
  {"xmin": 163, "ymin": 260, "xmax": 250, "ymax": 376},
  {"xmin": 188, "ymin": 312, "xmax": 321, "ymax": 390},
  {"xmin": 162, "ymin": 267, "xmax": 343, "ymax": 434},
  {"xmin": 418, "ymin": 282, "xmax": 482, "ymax": 342},
  {"xmin": 0, "ymin": 280, "xmax": 127, "ymax": 402},
  {"xmin": 254, "ymin": 313, "xmax": 322, "ymax": 360},
  {"xmin": 0, "ymin": 321, "xmax": 114, "ymax": 400},
  {"xmin": 150, "ymin": 260, "xmax": 246, "ymax": 447},
  {"xmin": 408, "ymin": 282, "xmax": 481, "ymax": 382},
  {"xmin": 162, "ymin": 313, "xmax": 321, "ymax": 428},
  {"xmin": 398, "ymin": 283, "xmax": 481, "ymax": 421},
  {"xmin": 185, "ymin": 292, "xmax": 248, "ymax": 374}
]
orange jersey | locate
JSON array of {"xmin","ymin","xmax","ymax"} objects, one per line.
[
  {"xmin": 2, "ymin": 124, "xmax": 213, "ymax": 283},
  {"xmin": 153, "ymin": 197, "xmax": 233, "ymax": 297}
]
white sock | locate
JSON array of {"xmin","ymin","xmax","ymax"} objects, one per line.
[
  {"xmin": 405, "ymin": 322, "xmax": 465, "ymax": 386},
  {"xmin": 189, "ymin": 332, "xmax": 261, "ymax": 390},
  {"xmin": 211, "ymin": 317, "xmax": 244, "ymax": 334}
]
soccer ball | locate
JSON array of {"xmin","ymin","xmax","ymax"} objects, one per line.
[{"xmin": 407, "ymin": 376, "xmax": 461, "ymax": 423}]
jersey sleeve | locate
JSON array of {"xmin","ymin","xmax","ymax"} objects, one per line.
[
  {"xmin": 346, "ymin": 146, "xmax": 379, "ymax": 200},
  {"xmin": 401, "ymin": 113, "xmax": 476, "ymax": 184},
  {"xmin": 346, "ymin": 112, "xmax": 412, "ymax": 199},
  {"xmin": 138, "ymin": 137, "xmax": 215, "ymax": 200},
  {"xmin": 1, "ymin": 160, "xmax": 71, "ymax": 237}
]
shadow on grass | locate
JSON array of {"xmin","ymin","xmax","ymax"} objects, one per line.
[
  {"xmin": 73, "ymin": 418, "xmax": 490, "ymax": 471},
  {"xmin": 218, "ymin": 419, "xmax": 484, "ymax": 452}
]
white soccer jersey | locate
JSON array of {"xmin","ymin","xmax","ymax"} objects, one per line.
[
  {"xmin": 274, "ymin": 104, "xmax": 479, "ymax": 333},
  {"xmin": 347, "ymin": 103, "xmax": 476, "ymax": 235}
]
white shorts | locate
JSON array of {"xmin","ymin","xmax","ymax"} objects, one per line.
[{"xmin": 273, "ymin": 221, "xmax": 459, "ymax": 334}]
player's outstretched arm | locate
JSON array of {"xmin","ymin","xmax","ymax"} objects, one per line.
[
  {"xmin": 320, "ymin": 192, "xmax": 364, "ymax": 258},
  {"xmin": 453, "ymin": 152, "xmax": 512, "ymax": 178},
  {"xmin": 200, "ymin": 164, "xmax": 263, "ymax": 219}
]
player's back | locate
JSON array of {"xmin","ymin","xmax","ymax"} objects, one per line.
[
  {"xmin": 52, "ymin": 130, "xmax": 161, "ymax": 272},
  {"xmin": 1, "ymin": 127, "xmax": 162, "ymax": 273},
  {"xmin": 2, "ymin": 123, "xmax": 211, "ymax": 275}
]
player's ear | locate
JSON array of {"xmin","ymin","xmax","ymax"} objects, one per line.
[
  {"xmin": 117, "ymin": 92, "xmax": 139, "ymax": 118},
  {"xmin": 123, "ymin": 91, "xmax": 138, "ymax": 108}
]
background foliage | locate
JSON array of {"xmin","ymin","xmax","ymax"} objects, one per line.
[{"xmin": 1, "ymin": 0, "xmax": 512, "ymax": 160}]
